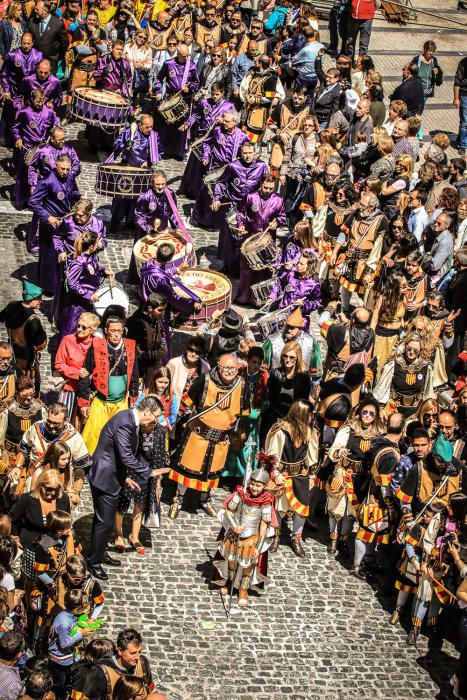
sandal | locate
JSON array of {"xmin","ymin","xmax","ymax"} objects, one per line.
[
  {"xmin": 113, "ymin": 536, "xmax": 125, "ymax": 554},
  {"xmin": 128, "ymin": 536, "xmax": 145, "ymax": 555}
]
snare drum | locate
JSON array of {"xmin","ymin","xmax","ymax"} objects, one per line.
[
  {"xmin": 70, "ymin": 87, "xmax": 130, "ymax": 131},
  {"xmin": 172, "ymin": 268, "xmax": 232, "ymax": 330},
  {"xmin": 240, "ymin": 231, "xmax": 278, "ymax": 271},
  {"xmin": 133, "ymin": 230, "xmax": 197, "ymax": 277},
  {"xmin": 226, "ymin": 205, "xmax": 246, "ymax": 241},
  {"xmin": 251, "ymin": 278, "xmax": 276, "ymax": 306},
  {"xmin": 158, "ymin": 94, "xmax": 189, "ymax": 124},
  {"xmin": 256, "ymin": 308, "xmax": 290, "ymax": 340},
  {"xmin": 95, "ymin": 164, "xmax": 153, "ymax": 199},
  {"xmin": 93, "ymin": 282, "xmax": 130, "ymax": 317},
  {"xmin": 205, "ymin": 164, "xmax": 228, "ymax": 195}
]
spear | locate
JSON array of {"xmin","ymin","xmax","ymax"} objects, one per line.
[{"xmin": 225, "ymin": 437, "xmax": 257, "ymax": 618}]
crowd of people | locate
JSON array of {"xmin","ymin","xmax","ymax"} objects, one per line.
[{"xmin": 0, "ymin": 0, "xmax": 465, "ymax": 697}]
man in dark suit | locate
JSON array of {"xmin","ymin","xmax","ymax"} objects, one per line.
[
  {"xmin": 389, "ymin": 62, "xmax": 425, "ymax": 117},
  {"xmin": 313, "ymin": 67, "xmax": 342, "ymax": 128},
  {"xmin": 28, "ymin": 0, "xmax": 68, "ymax": 73},
  {"xmin": 87, "ymin": 396, "xmax": 163, "ymax": 580}
]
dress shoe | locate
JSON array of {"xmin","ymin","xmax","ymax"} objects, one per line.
[
  {"xmin": 349, "ymin": 567, "xmax": 366, "ymax": 581},
  {"xmin": 291, "ymin": 535, "xmax": 306, "ymax": 557},
  {"xmin": 103, "ymin": 553, "xmax": 122, "ymax": 566},
  {"xmin": 87, "ymin": 562, "xmax": 109, "ymax": 581}
]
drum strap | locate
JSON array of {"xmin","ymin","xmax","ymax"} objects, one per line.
[
  {"xmin": 164, "ymin": 188, "xmax": 193, "ymax": 245},
  {"xmin": 181, "ymin": 59, "xmax": 191, "ymax": 90}
]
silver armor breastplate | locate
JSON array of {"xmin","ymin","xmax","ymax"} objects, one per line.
[{"xmin": 238, "ymin": 502, "xmax": 263, "ymax": 538}]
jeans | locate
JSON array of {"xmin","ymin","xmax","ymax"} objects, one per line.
[
  {"xmin": 328, "ymin": 7, "xmax": 348, "ymax": 56},
  {"xmin": 296, "ymin": 75, "xmax": 318, "ymax": 105},
  {"xmin": 345, "ymin": 17, "xmax": 373, "ymax": 60},
  {"xmin": 459, "ymin": 95, "xmax": 467, "ymax": 149}
]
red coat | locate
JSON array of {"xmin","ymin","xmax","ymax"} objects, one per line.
[{"xmin": 351, "ymin": 0, "xmax": 376, "ymax": 19}]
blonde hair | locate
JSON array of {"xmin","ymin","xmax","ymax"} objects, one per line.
[
  {"xmin": 432, "ymin": 132, "xmax": 450, "ymax": 151},
  {"xmin": 78, "ymin": 312, "xmax": 100, "ymax": 331},
  {"xmin": 32, "ymin": 469, "xmax": 63, "ymax": 500},
  {"xmin": 283, "ymin": 400, "xmax": 312, "ymax": 445},
  {"xmin": 5, "ymin": 2, "xmax": 22, "ymax": 20},
  {"xmin": 378, "ymin": 135, "xmax": 394, "ymax": 156},
  {"xmin": 408, "ymin": 316, "xmax": 438, "ymax": 359},
  {"xmin": 396, "ymin": 154, "xmax": 414, "ymax": 177},
  {"xmin": 367, "ymin": 69, "xmax": 382, "ymax": 86},
  {"xmin": 317, "ymin": 143, "xmax": 336, "ymax": 165},
  {"xmin": 415, "ymin": 398, "xmax": 440, "ymax": 423},
  {"xmin": 280, "ymin": 341, "xmax": 306, "ymax": 374}
]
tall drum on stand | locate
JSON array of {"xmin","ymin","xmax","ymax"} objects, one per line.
[
  {"xmin": 70, "ymin": 87, "xmax": 131, "ymax": 132},
  {"xmin": 95, "ymin": 164, "xmax": 153, "ymax": 199}
]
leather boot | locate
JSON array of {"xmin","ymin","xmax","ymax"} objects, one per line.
[
  {"xmin": 389, "ymin": 607, "xmax": 401, "ymax": 625},
  {"xmin": 406, "ymin": 626, "xmax": 420, "ymax": 646},
  {"xmin": 291, "ymin": 533, "xmax": 306, "ymax": 558},
  {"xmin": 269, "ymin": 530, "xmax": 280, "ymax": 553},
  {"xmin": 168, "ymin": 496, "xmax": 180, "ymax": 519},
  {"xmin": 200, "ymin": 500, "xmax": 217, "ymax": 517}
]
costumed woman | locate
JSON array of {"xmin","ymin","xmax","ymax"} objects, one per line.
[
  {"xmin": 265, "ymin": 252, "xmax": 321, "ymax": 332},
  {"xmin": 370, "ymin": 271, "xmax": 408, "ymax": 377},
  {"xmin": 265, "ymin": 399, "xmax": 319, "ymax": 557}
]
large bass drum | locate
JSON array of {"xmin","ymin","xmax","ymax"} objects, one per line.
[
  {"xmin": 95, "ymin": 164, "xmax": 153, "ymax": 199},
  {"xmin": 70, "ymin": 87, "xmax": 130, "ymax": 131},
  {"xmin": 172, "ymin": 268, "xmax": 232, "ymax": 330},
  {"xmin": 133, "ymin": 230, "xmax": 197, "ymax": 278}
]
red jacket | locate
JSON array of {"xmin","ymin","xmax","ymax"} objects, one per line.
[{"xmin": 351, "ymin": 0, "xmax": 376, "ymax": 20}]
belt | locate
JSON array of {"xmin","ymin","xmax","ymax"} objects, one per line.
[
  {"xmin": 78, "ymin": 61, "xmax": 97, "ymax": 73},
  {"xmin": 280, "ymin": 459, "xmax": 309, "ymax": 477},
  {"xmin": 390, "ymin": 389, "xmax": 420, "ymax": 407},
  {"xmin": 342, "ymin": 458, "xmax": 364, "ymax": 473},
  {"xmin": 188, "ymin": 417, "xmax": 231, "ymax": 443}
]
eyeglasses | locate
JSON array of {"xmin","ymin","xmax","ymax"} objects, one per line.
[
  {"xmin": 219, "ymin": 366, "xmax": 238, "ymax": 374},
  {"xmin": 187, "ymin": 347, "xmax": 202, "ymax": 355},
  {"xmin": 212, "ymin": 53, "xmax": 222, "ymax": 57},
  {"xmin": 425, "ymin": 412, "xmax": 438, "ymax": 418},
  {"xmin": 361, "ymin": 410, "xmax": 376, "ymax": 417},
  {"xmin": 168, "ymin": 42, "xmax": 177, "ymax": 46},
  {"xmin": 77, "ymin": 324, "xmax": 92, "ymax": 330},
  {"xmin": 392, "ymin": 225, "xmax": 404, "ymax": 230},
  {"xmin": 432, "ymin": 220, "xmax": 444, "ymax": 228},
  {"xmin": 282, "ymin": 354, "xmax": 297, "ymax": 360}
]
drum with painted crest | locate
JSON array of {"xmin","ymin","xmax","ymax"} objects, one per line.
[
  {"xmin": 172, "ymin": 268, "xmax": 232, "ymax": 330},
  {"xmin": 158, "ymin": 94, "xmax": 189, "ymax": 124},
  {"xmin": 70, "ymin": 87, "xmax": 130, "ymax": 131},
  {"xmin": 240, "ymin": 231, "xmax": 279, "ymax": 271},
  {"xmin": 251, "ymin": 278, "xmax": 277, "ymax": 307},
  {"xmin": 256, "ymin": 307, "xmax": 290, "ymax": 341},
  {"xmin": 93, "ymin": 281, "xmax": 130, "ymax": 317},
  {"xmin": 133, "ymin": 230, "xmax": 197, "ymax": 278},
  {"xmin": 95, "ymin": 164, "xmax": 153, "ymax": 199}
]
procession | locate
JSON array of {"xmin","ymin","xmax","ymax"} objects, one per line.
[{"xmin": 0, "ymin": 0, "xmax": 465, "ymax": 697}]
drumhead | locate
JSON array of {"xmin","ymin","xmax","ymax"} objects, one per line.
[
  {"xmin": 74, "ymin": 87, "xmax": 129, "ymax": 106},
  {"xmin": 98, "ymin": 164, "xmax": 152, "ymax": 175},
  {"xmin": 159, "ymin": 94, "xmax": 182, "ymax": 109},
  {"xmin": 241, "ymin": 231, "xmax": 272, "ymax": 253},
  {"xmin": 177, "ymin": 268, "xmax": 231, "ymax": 304},
  {"xmin": 93, "ymin": 284, "xmax": 130, "ymax": 317},
  {"xmin": 133, "ymin": 231, "xmax": 195, "ymax": 273}
]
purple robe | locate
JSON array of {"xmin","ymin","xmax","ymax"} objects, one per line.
[
  {"xmin": 139, "ymin": 261, "xmax": 199, "ymax": 316},
  {"xmin": 94, "ymin": 55, "xmax": 132, "ymax": 97},
  {"xmin": 236, "ymin": 191, "xmax": 286, "ymax": 304},
  {"xmin": 179, "ymin": 97, "xmax": 235, "ymax": 199},
  {"xmin": 134, "ymin": 187, "xmax": 178, "ymax": 235},
  {"xmin": 53, "ymin": 215, "xmax": 107, "ymax": 257},
  {"xmin": 11, "ymin": 104, "xmax": 59, "ymax": 208},
  {"xmin": 28, "ymin": 171, "xmax": 82, "ymax": 295},
  {"xmin": 213, "ymin": 158, "xmax": 269, "ymax": 270},
  {"xmin": 153, "ymin": 57, "xmax": 200, "ymax": 158},
  {"xmin": 269, "ymin": 269, "xmax": 321, "ymax": 331},
  {"xmin": 28, "ymin": 144, "xmax": 81, "ymax": 189},
  {"xmin": 56, "ymin": 252, "xmax": 106, "ymax": 340},
  {"xmin": 281, "ymin": 236, "xmax": 303, "ymax": 266},
  {"xmin": 23, "ymin": 74, "xmax": 63, "ymax": 112},
  {"xmin": 191, "ymin": 125, "xmax": 250, "ymax": 228},
  {"xmin": 107, "ymin": 126, "xmax": 162, "ymax": 232},
  {"xmin": 0, "ymin": 47, "xmax": 42, "ymax": 144}
]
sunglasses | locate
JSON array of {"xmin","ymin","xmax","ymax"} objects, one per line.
[
  {"xmin": 42, "ymin": 487, "xmax": 59, "ymax": 496},
  {"xmin": 282, "ymin": 354, "xmax": 297, "ymax": 360},
  {"xmin": 361, "ymin": 410, "xmax": 376, "ymax": 417},
  {"xmin": 77, "ymin": 324, "xmax": 92, "ymax": 330},
  {"xmin": 187, "ymin": 347, "xmax": 202, "ymax": 355},
  {"xmin": 425, "ymin": 412, "xmax": 438, "ymax": 418}
]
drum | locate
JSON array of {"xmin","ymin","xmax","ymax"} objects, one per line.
[
  {"xmin": 256, "ymin": 308, "xmax": 290, "ymax": 341},
  {"xmin": 95, "ymin": 164, "xmax": 153, "ymax": 199},
  {"xmin": 240, "ymin": 231, "xmax": 278, "ymax": 271},
  {"xmin": 133, "ymin": 230, "xmax": 197, "ymax": 277},
  {"xmin": 70, "ymin": 87, "xmax": 130, "ymax": 131},
  {"xmin": 93, "ymin": 282, "xmax": 130, "ymax": 317},
  {"xmin": 251, "ymin": 278, "xmax": 276, "ymax": 307},
  {"xmin": 158, "ymin": 94, "xmax": 189, "ymax": 124},
  {"xmin": 173, "ymin": 268, "xmax": 232, "ymax": 330},
  {"xmin": 205, "ymin": 164, "xmax": 228, "ymax": 195},
  {"xmin": 226, "ymin": 205, "xmax": 246, "ymax": 241}
]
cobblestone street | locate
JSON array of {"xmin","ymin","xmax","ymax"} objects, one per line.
[{"xmin": 0, "ymin": 1, "xmax": 466, "ymax": 697}]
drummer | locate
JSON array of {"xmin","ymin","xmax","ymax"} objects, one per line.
[
  {"xmin": 134, "ymin": 169, "xmax": 178, "ymax": 238},
  {"xmin": 23, "ymin": 59, "xmax": 63, "ymax": 112},
  {"xmin": 212, "ymin": 140, "xmax": 268, "ymax": 276},
  {"xmin": 235, "ymin": 174, "xmax": 286, "ymax": 305},
  {"xmin": 153, "ymin": 43, "xmax": 200, "ymax": 159},
  {"xmin": 27, "ymin": 126, "xmax": 81, "ymax": 255},
  {"xmin": 68, "ymin": 10, "xmax": 107, "ymax": 92},
  {"xmin": 179, "ymin": 82, "xmax": 235, "ymax": 200},
  {"xmin": 107, "ymin": 114, "xmax": 162, "ymax": 236},
  {"xmin": 53, "ymin": 198, "xmax": 107, "ymax": 259},
  {"xmin": 190, "ymin": 110, "xmax": 250, "ymax": 229}
]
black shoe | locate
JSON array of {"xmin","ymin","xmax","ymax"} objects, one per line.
[
  {"xmin": 103, "ymin": 553, "xmax": 122, "ymax": 566},
  {"xmin": 349, "ymin": 567, "xmax": 366, "ymax": 581},
  {"xmin": 87, "ymin": 562, "xmax": 109, "ymax": 581},
  {"xmin": 406, "ymin": 627, "xmax": 420, "ymax": 646}
]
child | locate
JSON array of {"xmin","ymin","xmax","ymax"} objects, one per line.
[
  {"xmin": 0, "ymin": 536, "xmax": 18, "ymax": 609},
  {"xmin": 48, "ymin": 589, "xmax": 94, "ymax": 700},
  {"xmin": 59, "ymin": 555, "xmax": 105, "ymax": 621}
]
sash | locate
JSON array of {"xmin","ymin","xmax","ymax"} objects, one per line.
[
  {"xmin": 148, "ymin": 130, "xmax": 159, "ymax": 165},
  {"xmin": 163, "ymin": 268, "xmax": 201, "ymax": 303},
  {"xmin": 181, "ymin": 59, "xmax": 191, "ymax": 90},
  {"xmin": 164, "ymin": 188, "xmax": 193, "ymax": 245}
]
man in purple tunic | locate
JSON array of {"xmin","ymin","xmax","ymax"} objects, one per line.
[
  {"xmin": 53, "ymin": 198, "xmax": 107, "ymax": 259},
  {"xmin": 212, "ymin": 141, "xmax": 268, "ymax": 275},
  {"xmin": 153, "ymin": 44, "xmax": 200, "ymax": 159},
  {"xmin": 27, "ymin": 126, "xmax": 81, "ymax": 254},
  {"xmin": 23, "ymin": 59, "xmax": 63, "ymax": 112},
  {"xmin": 28, "ymin": 154, "xmax": 82, "ymax": 296},
  {"xmin": 236, "ymin": 174, "xmax": 286, "ymax": 304},
  {"xmin": 106, "ymin": 114, "xmax": 162, "ymax": 234},
  {"xmin": 191, "ymin": 110, "xmax": 250, "ymax": 228},
  {"xmin": 179, "ymin": 83, "xmax": 235, "ymax": 199},
  {"xmin": 0, "ymin": 33, "xmax": 42, "ymax": 146},
  {"xmin": 12, "ymin": 88, "xmax": 59, "ymax": 208}
]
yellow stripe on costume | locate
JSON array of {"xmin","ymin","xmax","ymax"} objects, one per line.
[
  {"xmin": 395, "ymin": 580, "xmax": 416, "ymax": 593},
  {"xmin": 320, "ymin": 320, "xmax": 331, "ymax": 338},
  {"xmin": 376, "ymin": 473, "xmax": 392, "ymax": 487},
  {"xmin": 34, "ymin": 562, "xmax": 49, "ymax": 572},
  {"xmin": 405, "ymin": 533, "xmax": 418, "ymax": 546},
  {"xmin": 264, "ymin": 90, "xmax": 276, "ymax": 98},
  {"xmin": 324, "ymin": 417, "xmax": 344, "ymax": 428},
  {"xmin": 396, "ymin": 487, "xmax": 412, "ymax": 503},
  {"xmin": 299, "ymin": 202, "xmax": 312, "ymax": 211},
  {"xmin": 94, "ymin": 594, "xmax": 105, "ymax": 604},
  {"xmin": 338, "ymin": 276, "xmax": 365, "ymax": 294},
  {"xmin": 284, "ymin": 479, "xmax": 309, "ymax": 517},
  {"xmin": 168, "ymin": 469, "xmax": 218, "ymax": 493}
]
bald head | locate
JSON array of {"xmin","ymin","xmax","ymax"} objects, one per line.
[
  {"xmin": 177, "ymin": 43, "xmax": 189, "ymax": 62},
  {"xmin": 37, "ymin": 59, "xmax": 51, "ymax": 81},
  {"xmin": 217, "ymin": 354, "xmax": 239, "ymax": 384},
  {"xmin": 50, "ymin": 127, "xmax": 66, "ymax": 148},
  {"xmin": 247, "ymin": 40, "xmax": 258, "ymax": 55},
  {"xmin": 353, "ymin": 307, "xmax": 371, "ymax": 326},
  {"xmin": 158, "ymin": 11, "xmax": 171, "ymax": 26}
]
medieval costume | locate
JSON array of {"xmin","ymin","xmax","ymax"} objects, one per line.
[
  {"xmin": 153, "ymin": 56, "xmax": 200, "ymax": 158},
  {"xmin": 373, "ymin": 349, "xmax": 435, "ymax": 417},
  {"xmin": 262, "ymin": 308, "xmax": 322, "ymax": 381},
  {"xmin": 391, "ymin": 517, "xmax": 430, "ymax": 626},
  {"xmin": 260, "ymin": 369, "xmax": 313, "ymax": 446},
  {"xmin": 77, "ymin": 337, "xmax": 139, "ymax": 454},
  {"xmin": 241, "ymin": 64, "xmax": 278, "ymax": 144},
  {"xmin": 0, "ymin": 397, "xmax": 45, "ymax": 470},
  {"xmin": 212, "ymin": 467, "xmax": 275, "ymax": 607},
  {"xmin": 68, "ymin": 23, "xmax": 106, "ymax": 91},
  {"xmin": 321, "ymin": 317, "xmax": 375, "ymax": 384},
  {"xmin": 169, "ymin": 367, "xmax": 246, "ymax": 514},
  {"xmin": 126, "ymin": 306, "xmax": 170, "ymax": 387},
  {"xmin": 269, "ymin": 97, "xmax": 311, "ymax": 174},
  {"xmin": 235, "ymin": 189, "xmax": 286, "ymax": 305}
]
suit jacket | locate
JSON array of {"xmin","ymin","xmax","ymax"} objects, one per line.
[
  {"xmin": 389, "ymin": 76, "xmax": 425, "ymax": 117},
  {"xmin": 88, "ymin": 409, "xmax": 152, "ymax": 497},
  {"xmin": 28, "ymin": 15, "xmax": 68, "ymax": 70},
  {"xmin": 313, "ymin": 83, "xmax": 341, "ymax": 123}
]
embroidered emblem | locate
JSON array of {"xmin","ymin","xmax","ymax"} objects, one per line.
[
  {"xmin": 233, "ymin": 178, "xmax": 240, "ymax": 186},
  {"xmin": 149, "ymin": 202, "xmax": 156, "ymax": 212},
  {"xmin": 57, "ymin": 191, "xmax": 65, "ymax": 200},
  {"xmin": 251, "ymin": 203, "xmax": 259, "ymax": 212}
]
